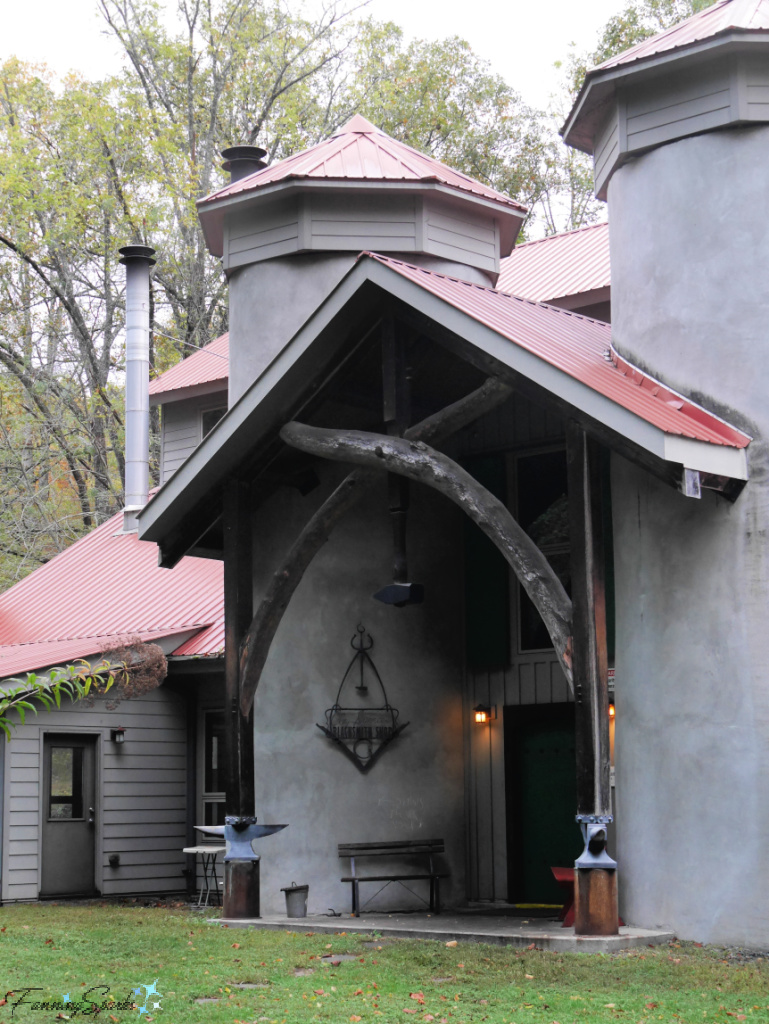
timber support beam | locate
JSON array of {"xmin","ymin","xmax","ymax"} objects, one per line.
[
  {"xmin": 566, "ymin": 420, "xmax": 618, "ymax": 937},
  {"xmin": 238, "ymin": 377, "xmax": 516, "ymax": 716}
]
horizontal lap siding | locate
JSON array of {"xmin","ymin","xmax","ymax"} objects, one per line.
[
  {"xmin": 161, "ymin": 400, "xmax": 201, "ymax": 482},
  {"xmin": 424, "ymin": 201, "xmax": 498, "ymax": 272},
  {"xmin": 594, "ymin": 108, "xmax": 620, "ymax": 200},
  {"xmin": 226, "ymin": 199, "xmax": 300, "ymax": 268},
  {"xmin": 744, "ymin": 57, "xmax": 769, "ymax": 120},
  {"xmin": 2, "ymin": 687, "xmax": 189, "ymax": 902},
  {"xmin": 310, "ymin": 195, "xmax": 417, "ymax": 252}
]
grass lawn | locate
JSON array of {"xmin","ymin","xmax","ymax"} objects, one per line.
[{"xmin": 2, "ymin": 904, "xmax": 769, "ymax": 1024}]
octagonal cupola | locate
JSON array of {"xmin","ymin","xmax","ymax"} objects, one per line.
[
  {"xmin": 198, "ymin": 115, "xmax": 526, "ymax": 280},
  {"xmin": 563, "ymin": 0, "xmax": 769, "ymax": 199}
]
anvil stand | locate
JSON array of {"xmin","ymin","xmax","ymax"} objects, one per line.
[{"xmin": 221, "ymin": 817, "xmax": 288, "ymax": 919}]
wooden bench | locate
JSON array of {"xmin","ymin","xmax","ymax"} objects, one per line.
[{"xmin": 339, "ymin": 839, "xmax": 448, "ymax": 916}]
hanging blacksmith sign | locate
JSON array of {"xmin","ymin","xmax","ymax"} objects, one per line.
[{"xmin": 317, "ymin": 624, "xmax": 408, "ymax": 773}]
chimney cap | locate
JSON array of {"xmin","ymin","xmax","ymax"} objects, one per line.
[
  {"xmin": 119, "ymin": 244, "xmax": 156, "ymax": 266},
  {"xmin": 221, "ymin": 145, "xmax": 268, "ymax": 182}
]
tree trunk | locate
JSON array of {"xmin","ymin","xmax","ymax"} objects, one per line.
[
  {"xmin": 238, "ymin": 378, "xmax": 514, "ymax": 715},
  {"xmin": 279, "ymin": 422, "xmax": 574, "ymax": 686}
]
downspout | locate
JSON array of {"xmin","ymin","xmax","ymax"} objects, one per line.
[{"xmin": 119, "ymin": 245, "xmax": 156, "ymax": 532}]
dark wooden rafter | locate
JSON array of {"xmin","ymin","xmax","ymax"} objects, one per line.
[
  {"xmin": 238, "ymin": 377, "xmax": 515, "ymax": 716},
  {"xmin": 223, "ymin": 478, "xmax": 255, "ymax": 815},
  {"xmin": 278, "ymin": 422, "xmax": 574, "ymax": 686}
]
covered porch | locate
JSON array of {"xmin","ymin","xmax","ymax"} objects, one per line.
[{"xmin": 137, "ymin": 251, "xmax": 749, "ymax": 931}]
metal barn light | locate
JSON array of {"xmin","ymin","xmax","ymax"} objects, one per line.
[
  {"xmin": 473, "ymin": 704, "xmax": 492, "ymax": 725},
  {"xmin": 111, "ymin": 727, "xmax": 126, "ymax": 744}
]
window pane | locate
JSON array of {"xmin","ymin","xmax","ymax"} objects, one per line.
[
  {"xmin": 49, "ymin": 746, "xmax": 83, "ymax": 819},
  {"xmin": 205, "ymin": 712, "xmax": 225, "ymax": 793},
  {"xmin": 202, "ymin": 407, "xmax": 226, "ymax": 438},
  {"xmin": 51, "ymin": 747, "xmax": 73, "ymax": 797}
]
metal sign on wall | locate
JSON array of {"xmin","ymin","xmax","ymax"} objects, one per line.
[{"xmin": 317, "ymin": 624, "xmax": 408, "ymax": 773}]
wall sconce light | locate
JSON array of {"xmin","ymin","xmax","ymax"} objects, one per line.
[
  {"xmin": 608, "ymin": 702, "xmax": 616, "ymax": 721},
  {"xmin": 473, "ymin": 704, "xmax": 495, "ymax": 724},
  {"xmin": 111, "ymin": 727, "xmax": 126, "ymax": 744}
]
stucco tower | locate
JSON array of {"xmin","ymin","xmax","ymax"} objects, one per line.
[
  {"xmin": 197, "ymin": 115, "xmax": 526, "ymax": 404},
  {"xmin": 564, "ymin": 0, "xmax": 769, "ymax": 943}
]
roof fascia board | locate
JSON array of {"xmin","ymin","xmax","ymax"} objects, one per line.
[
  {"xmin": 664, "ymin": 434, "xmax": 748, "ymax": 479},
  {"xmin": 563, "ymin": 32, "xmax": 769, "ymax": 149},
  {"xmin": 150, "ymin": 380, "xmax": 228, "ymax": 407},
  {"xmin": 200, "ymin": 177, "xmax": 525, "ymax": 217},
  {"xmin": 138, "ymin": 263, "xmax": 379, "ymax": 544}
]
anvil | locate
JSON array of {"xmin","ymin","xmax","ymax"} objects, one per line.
[{"xmin": 223, "ymin": 819, "xmax": 288, "ymax": 861}]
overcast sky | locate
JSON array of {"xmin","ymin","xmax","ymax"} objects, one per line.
[{"xmin": 3, "ymin": 0, "xmax": 625, "ymax": 110}]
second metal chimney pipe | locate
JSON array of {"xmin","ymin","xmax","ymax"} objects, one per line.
[{"xmin": 118, "ymin": 244, "xmax": 156, "ymax": 530}]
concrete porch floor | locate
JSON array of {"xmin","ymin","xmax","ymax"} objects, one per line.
[{"xmin": 216, "ymin": 911, "xmax": 674, "ymax": 954}]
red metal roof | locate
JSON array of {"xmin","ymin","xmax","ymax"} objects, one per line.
[
  {"xmin": 0, "ymin": 510, "xmax": 223, "ymax": 678},
  {"xmin": 149, "ymin": 332, "xmax": 229, "ymax": 400},
  {"xmin": 199, "ymin": 115, "xmax": 527, "ymax": 214},
  {"xmin": 498, "ymin": 223, "xmax": 610, "ymax": 303},
  {"xmin": 367, "ymin": 253, "xmax": 750, "ymax": 450},
  {"xmin": 595, "ymin": 0, "xmax": 769, "ymax": 72}
]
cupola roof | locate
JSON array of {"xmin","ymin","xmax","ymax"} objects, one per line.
[{"xmin": 200, "ymin": 115, "xmax": 526, "ymax": 215}]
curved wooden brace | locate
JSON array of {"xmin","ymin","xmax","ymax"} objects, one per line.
[
  {"xmin": 280, "ymin": 422, "xmax": 574, "ymax": 688},
  {"xmin": 238, "ymin": 378, "xmax": 514, "ymax": 715}
]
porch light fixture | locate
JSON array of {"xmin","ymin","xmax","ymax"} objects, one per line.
[
  {"xmin": 473, "ymin": 704, "xmax": 493, "ymax": 725},
  {"xmin": 608, "ymin": 702, "xmax": 616, "ymax": 721},
  {"xmin": 111, "ymin": 727, "xmax": 126, "ymax": 744}
]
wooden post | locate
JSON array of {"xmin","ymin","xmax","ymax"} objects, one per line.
[
  {"xmin": 223, "ymin": 478, "xmax": 255, "ymax": 815},
  {"xmin": 223, "ymin": 478, "xmax": 257, "ymax": 918},
  {"xmin": 566, "ymin": 420, "xmax": 617, "ymax": 936}
]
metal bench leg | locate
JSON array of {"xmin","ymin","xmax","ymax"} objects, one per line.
[
  {"xmin": 352, "ymin": 880, "xmax": 360, "ymax": 917},
  {"xmin": 434, "ymin": 877, "xmax": 441, "ymax": 915}
]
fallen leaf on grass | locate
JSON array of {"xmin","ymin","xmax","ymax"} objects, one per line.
[
  {"xmin": 410, "ymin": 992, "xmax": 425, "ymax": 1004},
  {"xmin": 313, "ymin": 989, "xmax": 325, "ymax": 996},
  {"xmin": 445, "ymin": 940, "xmax": 457, "ymax": 948},
  {"xmin": 350, "ymin": 1017, "xmax": 362, "ymax": 1022},
  {"xmin": 527, "ymin": 943, "xmax": 536, "ymax": 950},
  {"xmin": 403, "ymin": 1010, "xmax": 417, "ymax": 1015},
  {"xmin": 353, "ymin": 989, "xmax": 363, "ymax": 996},
  {"xmin": 645, "ymin": 1003, "xmax": 658, "ymax": 1010},
  {"xmin": 231, "ymin": 943, "xmax": 240, "ymax": 949},
  {"xmin": 524, "ymin": 974, "xmax": 534, "ymax": 980}
]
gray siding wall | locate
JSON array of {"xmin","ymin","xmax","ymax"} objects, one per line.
[
  {"xmin": 594, "ymin": 107, "xmax": 621, "ymax": 201},
  {"xmin": 222, "ymin": 192, "xmax": 501, "ymax": 277},
  {"xmin": 226, "ymin": 197, "xmax": 301, "ymax": 270},
  {"xmin": 161, "ymin": 394, "xmax": 226, "ymax": 483},
  {"xmin": 423, "ymin": 199, "xmax": 499, "ymax": 274},
  {"xmin": 309, "ymin": 194, "xmax": 417, "ymax": 251},
  {"xmin": 1, "ymin": 686, "xmax": 188, "ymax": 902},
  {"xmin": 744, "ymin": 55, "xmax": 769, "ymax": 119},
  {"xmin": 593, "ymin": 53, "xmax": 769, "ymax": 198}
]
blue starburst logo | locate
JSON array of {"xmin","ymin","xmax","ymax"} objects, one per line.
[{"xmin": 133, "ymin": 979, "xmax": 162, "ymax": 1016}]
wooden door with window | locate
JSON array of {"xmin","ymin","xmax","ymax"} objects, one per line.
[{"xmin": 41, "ymin": 734, "xmax": 97, "ymax": 896}]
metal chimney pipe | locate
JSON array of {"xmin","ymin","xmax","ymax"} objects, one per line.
[
  {"xmin": 118, "ymin": 244, "xmax": 156, "ymax": 531},
  {"xmin": 221, "ymin": 145, "xmax": 268, "ymax": 182}
]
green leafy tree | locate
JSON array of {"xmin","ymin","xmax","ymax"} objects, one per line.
[
  {"xmin": 533, "ymin": 0, "xmax": 713, "ymax": 235},
  {"xmin": 0, "ymin": 0, "xmax": 550, "ymax": 589},
  {"xmin": 0, "ymin": 661, "xmax": 117, "ymax": 738}
]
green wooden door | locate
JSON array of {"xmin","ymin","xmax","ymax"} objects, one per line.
[{"xmin": 505, "ymin": 705, "xmax": 582, "ymax": 904}]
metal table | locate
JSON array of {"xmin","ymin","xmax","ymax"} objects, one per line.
[{"xmin": 184, "ymin": 827, "xmax": 226, "ymax": 906}]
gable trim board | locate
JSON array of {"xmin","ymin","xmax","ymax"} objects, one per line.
[{"xmin": 138, "ymin": 254, "xmax": 749, "ymax": 564}]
